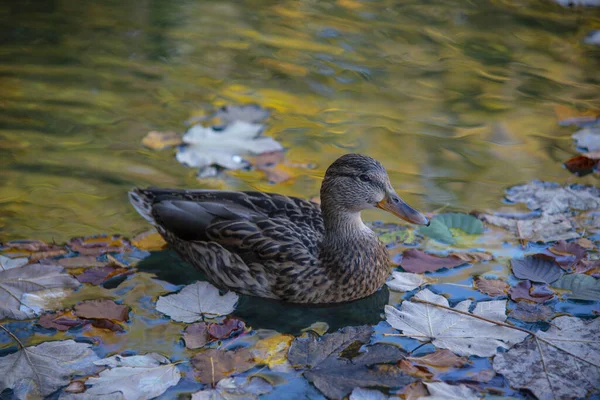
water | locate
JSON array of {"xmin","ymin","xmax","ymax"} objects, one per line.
[{"xmin": 1, "ymin": 0, "xmax": 598, "ymax": 242}]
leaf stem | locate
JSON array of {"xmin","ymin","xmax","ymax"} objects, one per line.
[{"xmin": 0, "ymin": 323, "xmax": 24, "ymax": 349}]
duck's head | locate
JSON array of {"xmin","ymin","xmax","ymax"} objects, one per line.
[{"xmin": 320, "ymin": 154, "xmax": 429, "ymax": 226}]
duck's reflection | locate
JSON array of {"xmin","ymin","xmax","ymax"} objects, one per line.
[{"xmin": 136, "ymin": 250, "xmax": 389, "ymax": 334}]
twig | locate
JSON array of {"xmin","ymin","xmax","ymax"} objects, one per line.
[{"xmin": 0, "ymin": 323, "xmax": 24, "ymax": 349}]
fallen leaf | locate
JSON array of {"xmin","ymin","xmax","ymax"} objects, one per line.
[
  {"xmin": 552, "ymin": 274, "xmax": 600, "ymax": 300},
  {"xmin": 86, "ymin": 353, "xmax": 181, "ymax": 400},
  {"xmin": 576, "ymin": 237, "xmax": 596, "ymax": 250},
  {"xmin": 493, "ymin": 316, "xmax": 600, "ymax": 400},
  {"xmin": 402, "ymin": 381, "xmax": 428, "ymax": 400},
  {"xmin": 398, "ymin": 359, "xmax": 433, "ymax": 379},
  {"xmin": 473, "ymin": 277, "xmax": 509, "ymax": 297},
  {"xmin": 511, "ymin": 254, "xmax": 563, "ymax": 284},
  {"xmin": 131, "ymin": 229, "xmax": 167, "ymax": 251},
  {"xmin": 0, "ymin": 340, "xmax": 99, "ymax": 397},
  {"xmin": 64, "ymin": 381, "xmax": 86, "ymax": 394},
  {"xmin": 76, "ymin": 265, "xmax": 131, "ymax": 285},
  {"xmin": 2, "ymin": 239, "xmax": 53, "ymax": 252},
  {"xmin": 421, "ymin": 381, "xmax": 480, "ymax": 400},
  {"xmin": 156, "ymin": 281, "xmax": 238, "ymax": 322},
  {"xmin": 563, "ymin": 155, "xmax": 599, "ymax": 176},
  {"xmin": 406, "ymin": 349, "xmax": 468, "ymax": 368},
  {"xmin": 90, "ymin": 319, "xmax": 125, "ymax": 332},
  {"xmin": 183, "ymin": 322, "xmax": 210, "ymax": 349},
  {"xmin": 252, "ymin": 333, "xmax": 294, "ymax": 369},
  {"xmin": 418, "ymin": 219, "xmax": 454, "ymax": 244},
  {"xmin": 0, "ymin": 254, "xmax": 28, "ymax": 270},
  {"xmin": 575, "ymin": 259, "xmax": 600, "ymax": 275},
  {"xmin": 436, "ymin": 213, "xmax": 484, "ymax": 234},
  {"xmin": 554, "ymin": 104, "xmax": 599, "ymax": 126},
  {"xmin": 386, "ymin": 271, "xmax": 433, "ymax": 292},
  {"xmin": 509, "ymin": 302, "xmax": 554, "ymax": 322},
  {"xmin": 192, "ymin": 348, "xmax": 255, "ymax": 384},
  {"xmin": 505, "ymin": 181, "xmax": 600, "ymax": 215},
  {"xmin": 58, "ymin": 256, "xmax": 107, "ymax": 269},
  {"xmin": 67, "ymin": 235, "xmax": 130, "ymax": 256},
  {"xmin": 74, "ymin": 299, "xmax": 129, "ymax": 321},
  {"xmin": 400, "ymin": 249, "xmax": 466, "ymax": 273},
  {"xmin": 191, "ymin": 376, "xmax": 273, "ymax": 400},
  {"xmin": 38, "ymin": 310, "xmax": 86, "ymax": 331},
  {"xmin": 478, "ymin": 212, "xmax": 579, "ymax": 242},
  {"xmin": 208, "ymin": 318, "xmax": 245, "ymax": 339},
  {"xmin": 572, "ymin": 126, "xmax": 600, "ymax": 152},
  {"xmin": 385, "ymin": 289, "xmax": 529, "ymax": 357},
  {"xmin": 449, "ymin": 251, "xmax": 493, "ymax": 263},
  {"xmin": 509, "ymin": 280, "xmax": 555, "ymax": 303},
  {"xmin": 0, "ymin": 263, "xmax": 80, "ymax": 319},
  {"xmin": 176, "ymin": 121, "xmax": 282, "ymax": 171},
  {"xmin": 142, "ymin": 131, "xmax": 182, "ymax": 150},
  {"xmin": 468, "ymin": 369, "xmax": 496, "ymax": 382},
  {"xmin": 213, "ymin": 104, "xmax": 270, "ymax": 124},
  {"xmin": 349, "ymin": 387, "xmax": 389, "ymax": 400}
]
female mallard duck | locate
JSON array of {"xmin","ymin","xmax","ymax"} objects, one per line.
[{"xmin": 129, "ymin": 154, "xmax": 429, "ymax": 304}]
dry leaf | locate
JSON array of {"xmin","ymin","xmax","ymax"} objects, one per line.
[
  {"xmin": 474, "ymin": 277, "xmax": 509, "ymax": 297},
  {"xmin": 398, "ymin": 360, "xmax": 433, "ymax": 379},
  {"xmin": 449, "ymin": 251, "xmax": 493, "ymax": 262},
  {"xmin": 192, "ymin": 348, "xmax": 256, "ymax": 384},
  {"xmin": 183, "ymin": 322, "xmax": 210, "ymax": 349},
  {"xmin": 576, "ymin": 238, "xmax": 596, "ymax": 250}
]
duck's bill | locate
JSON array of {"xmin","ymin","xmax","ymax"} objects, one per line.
[{"xmin": 376, "ymin": 194, "xmax": 430, "ymax": 226}]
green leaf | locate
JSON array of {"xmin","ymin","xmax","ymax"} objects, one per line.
[
  {"xmin": 378, "ymin": 229, "xmax": 409, "ymax": 245},
  {"xmin": 419, "ymin": 219, "xmax": 455, "ymax": 244},
  {"xmin": 552, "ymin": 274, "xmax": 600, "ymax": 301},
  {"xmin": 437, "ymin": 213, "xmax": 484, "ymax": 234}
]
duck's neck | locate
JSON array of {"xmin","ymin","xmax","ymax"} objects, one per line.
[{"xmin": 322, "ymin": 208, "xmax": 371, "ymax": 240}]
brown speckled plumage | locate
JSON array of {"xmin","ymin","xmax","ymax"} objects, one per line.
[{"xmin": 129, "ymin": 154, "xmax": 428, "ymax": 304}]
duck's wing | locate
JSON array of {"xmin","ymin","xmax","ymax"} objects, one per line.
[{"xmin": 129, "ymin": 188, "xmax": 326, "ymax": 300}]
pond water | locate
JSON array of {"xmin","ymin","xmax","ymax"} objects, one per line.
[
  {"xmin": 1, "ymin": 1, "xmax": 600, "ymax": 399},
  {"xmin": 1, "ymin": 0, "xmax": 599, "ymax": 242}
]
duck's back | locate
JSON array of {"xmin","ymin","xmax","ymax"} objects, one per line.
[{"xmin": 129, "ymin": 188, "xmax": 329, "ymax": 302}]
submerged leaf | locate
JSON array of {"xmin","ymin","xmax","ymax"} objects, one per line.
[
  {"xmin": 156, "ymin": 281, "xmax": 238, "ymax": 322},
  {"xmin": 473, "ymin": 277, "xmax": 509, "ymax": 297},
  {"xmin": 385, "ymin": 289, "xmax": 529, "ymax": 357},
  {"xmin": 386, "ymin": 271, "xmax": 433, "ymax": 292},
  {"xmin": 493, "ymin": 316, "xmax": 600, "ymax": 400},
  {"xmin": 400, "ymin": 250, "xmax": 466, "ymax": 273},
  {"xmin": 192, "ymin": 348, "xmax": 255, "ymax": 384},
  {"xmin": 511, "ymin": 254, "xmax": 563, "ymax": 284},
  {"xmin": 86, "ymin": 353, "xmax": 181, "ymax": 400},
  {"xmin": 76, "ymin": 265, "xmax": 131, "ymax": 285},
  {"xmin": 552, "ymin": 274, "xmax": 600, "ymax": 301},
  {"xmin": 58, "ymin": 256, "xmax": 107, "ymax": 269},
  {"xmin": 208, "ymin": 318, "xmax": 245, "ymax": 339},
  {"xmin": 0, "ymin": 340, "xmax": 99, "ymax": 397},
  {"xmin": 508, "ymin": 302, "xmax": 554, "ymax": 322}
]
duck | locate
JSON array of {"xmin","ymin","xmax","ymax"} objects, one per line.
[{"xmin": 129, "ymin": 154, "xmax": 429, "ymax": 304}]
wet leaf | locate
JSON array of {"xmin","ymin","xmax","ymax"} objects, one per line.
[
  {"xmin": 478, "ymin": 212, "xmax": 579, "ymax": 242},
  {"xmin": 386, "ymin": 271, "xmax": 433, "ymax": 292},
  {"xmin": 141, "ymin": 131, "xmax": 182, "ymax": 150},
  {"xmin": 349, "ymin": 387, "xmax": 388, "ymax": 400},
  {"xmin": 398, "ymin": 359, "xmax": 433, "ymax": 379},
  {"xmin": 183, "ymin": 322, "xmax": 210, "ymax": 349},
  {"xmin": 29, "ymin": 248, "xmax": 68, "ymax": 262},
  {"xmin": 0, "ymin": 263, "xmax": 80, "ymax": 320},
  {"xmin": 468, "ymin": 369, "xmax": 496, "ymax": 382},
  {"xmin": 575, "ymin": 259, "xmax": 600, "ymax": 275},
  {"xmin": 2, "ymin": 239, "xmax": 54, "ymax": 252},
  {"xmin": 554, "ymin": 104, "xmax": 599, "ymax": 126},
  {"xmin": 385, "ymin": 289, "xmax": 528, "ymax": 357},
  {"xmin": 473, "ymin": 277, "xmax": 509, "ymax": 297},
  {"xmin": 156, "ymin": 281, "xmax": 238, "ymax": 322},
  {"xmin": 421, "ymin": 381, "xmax": 479, "ymax": 400},
  {"xmin": 76, "ymin": 265, "xmax": 131, "ymax": 285},
  {"xmin": 402, "ymin": 381, "xmax": 428, "ymax": 400},
  {"xmin": 90, "ymin": 319, "xmax": 125, "ymax": 332},
  {"xmin": 552, "ymin": 274, "xmax": 600, "ymax": 300},
  {"xmin": 576, "ymin": 237, "xmax": 596, "ymax": 250},
  {"xmin": 508, "ymin": 302, "xmax": 554, "ymax": 322},
  {"xmin": 406, "ymin": 349, "xmax": 468, "ymax": 368},
  {"xmin": 58, "ymin": 256, "xmax": 107, "ymax": 269},
  {"xmin": 378, "ymin": 229, "xmax": 410, "ymax": 245},
  {"xmin": 86, "ymin": 353, "xmax": 181, "ymax": 400},
  {"xmin": 572, "ymin": 126, "xmax": 600, "ymax": 152},
  {"xmin": 418, "ymin": 218, "xmax": 454, "ymax": 244},
  {"xmin": 0, "ymin": 340, "xmax": 99, "ymax": 398},
  {"xmin": 67, "ymin": 235, "xmax": 130, "ymax": 256},
  {"xmin": 509, "ymin": 280, "xmax": 554, "ymax": 303},
  {"xmin": 175, "ymin": 122, "xmax": 282, "ymax": 170},
  {"xmin": 131, "ymin": 230, "xmax": 167, "ymax": 251},
  {"xmin": 251, "ymin": 333, "xmax": 294, "ymax": 370},
  {"xmin": 449, "ymin": 251, "xmax": 493, "ymax": 263},
  {"xmin": 208, "ymin": 317, "xmax": 245, "ymax": 339},
  {"xmin": 64, "ymin": 381, "xmax": 86, "ymax": 394},
  {"xmin": 511, "ymin": 254, "xmax": 563, "ymax": 283},
  {"xmin": 563, "ymin": 155, "xmax": 598, "ymax": 176},
  {"xmin": 0, "ymin": 254, "xmax": 28, "ymax": 270},
  {"xmin": 38, "ymin": 310, "xmax": 86, "ymax": 331},
  {"xmin": 505, "ymin": 181, "xmax": 600, "ymax": 215},
  {"xmin": 213, "ymin": 104, "xmax": 270, "ymax": 124},
  {"xmin": 548, "ymin": 240, "xmax": 587, "ymax": 269},
  {"xmin": 74, "ymin": 299, "xmax": 129, "ymax": 321},
  {"xmin": 191, "ymin": 348, "xmax": 255, "ymax": 384},
  {"xmin": 400, "ymin": 249, "xmax": 465, "ymax": 273},
  {"xmin": 191, "ymin": 376, "xmax": 273, "ymax": 400},
  {"xmin": 436, "ymin": 213, "xmax": 484, "ymax": 234},
  {"xmin": 493, "ymin": 316, "xmax": 600, "ymax": 400}
]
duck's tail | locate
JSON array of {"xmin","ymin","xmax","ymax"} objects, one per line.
[{"xmin": 128, "ymin": 188, "xmax": 156, "ymax": 225}]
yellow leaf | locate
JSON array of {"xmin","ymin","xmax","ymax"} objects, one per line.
[
  {"xmin": 141, "ymin": 131, "xmax": 182, "ymax": 150},
  {"xmin": 132, "ymin": 230, "xmax": 167, "ymax": 251},
  {"xmin": 252, "ymin": 333, "xmax": 293, "ymax": 368}
]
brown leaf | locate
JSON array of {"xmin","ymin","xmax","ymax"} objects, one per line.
[
  {"xmin": 583, "ymin": 151, "xmax": 600, "ymax": 160},
  {"xmin": 509, "ymin": 302, "xmax": 554, "ymax": 322},
  {"xmin": 251, "ymin": 150, "xmax": 285, "ymax": 168},
  {"xmin": 554, "ymin": 105, "xmax": 599, "ymax": 126},
  {"xmin": 142, "ymin": 131, "xmax": 182, "ymax": 150},
  {"xmin": 406, "ymin": 349, "xmax": 468, "ymax": 368},
  {"xmin": 208, "ymin": 318, "xmax": 245, "ymax": 339},
  {"xmin": 3, "ymin": 240, "xmax": 54, "ymax": 252},
  {"xmin": 191, "ymin": 348, "xmax": 255, "ymax": 384},
  {"xmin": 563, "ymin": 155, "xmax": 599, "ymax": 177},
  {"xmin": 90, "ymin": 319, "xmax": 124, "ymax": 332},
  {"xmin": 449, "ymin": 251, "xmax": 493, "ymax": 263},
  {"xmin": 58, "ymin": 256, "xmax": 107, "ymax": 269},
  {"xmin": 38, "ymin": 311, "xmax": 86, "ymax": 331},
  {"xmin": 183, "ymin": 322, "xmax": 210, "ymax": 349},
  {"xmin": 549, "ymin": 241, "xmax": 587, "ymax": 260},
  {"xmin": 469, "ymin": 369, "xmax": 496, "ymax": 383},
  {"xmin": 400, "ymin": 249, "xmax": 465, "ymax": 273},
  {"xmin": 67, "ymin": 235, "xmax": 130, "ymax": 256},
  {"xmin": 29, "ymin": 248, "xmax": 68, "ymax": 262},
  {"xmin": 575, "ymin": 260, "xmax": 600, "ymax": 276},
  {"xmin": 398, "ymin": 360, "xmax": 433, "ymax": 379},
  {"xmin": 76, "ymin": 265, "xmax": 131, "ymax": 285},
  {"xmin": 576, "ymin": 238, "xmax": 596, "ymax": 250},
  {"xmin": 474, "ymin": 277, "xmax": 509, "ymax": 297},
  {"xmin": 64, "ymin": 381, "xmax": 86, "ymax": 394},
  {"xmin": 402, "ymin": 381, "xmax": 429, "ymax": 400},
  {"xmin": 509, "ymin": 280, "xmax": 554, "ymax": 303},
  {"xmin": 74, "ymin": 299, "xmax": 129, "ymax": 322},
  {"xmin": 132, "ymin": 230, "xmax": 167, "ymax": 251}
]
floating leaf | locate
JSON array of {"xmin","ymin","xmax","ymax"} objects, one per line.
[
  {"xmin": 418, "ymin": 219, "xmax": 454, "ymax": 244},
  {"xmin": 378, "ymin": 229, "xmax": 410, "ymax": 245},
  {"xmin": 402, "ymin": 381, "xmax": 428, "ymax": 400},
  {"xmin": 400, "ymin": 249, "xmax": 465, "ymax": 273},
  {"xmin": 554, "ymin": 104, "xmax": 599, "ymax": 126},
  {"xmin": 58, "ymin": 256, "xmax": 107, "ymax": 269},
  {"xmin": 141, "ymin": 131, "xmax": 182, "ymax": 150},
  {"xmin": 511, "ymin": 254, "xmax": 563, "ymax": 284},
  {"xmin": 505, "ymin": 181, "xmax": 600, "ymax": 215},
  {"xmin": 421, "ymin": 381, "xmax": 479, "ymax": 400},
  {"xmin": 67, "ymin": 235, "xmax": 130, "ymax": 256},
  {"xmin": 509, "ymin": 280, "xmax": 554, "ymax": 303},
  {"xmin": 552, "ymin": 274, "xmax": 600, "ymax": 301},
  {"xmin": 563, "ymin": 155, "xmax": 599, "ymax": 176},
  {"xmin": 38, "ymin": 310, "xmax": 86, "ymax": 331},
  {"xmin": 0, "ymin": 263, "xmax": 80, "ymax": 320},
  {"xmin": 493, "ymin": 316, "xmax": 600, "ymax": 400},
  {"xmin": 252, "ymin": 333, "xmax": 294, "ymax": 370},
  {"xmin": 192, "ymin": 348, "xmax": 255, "ymax": 384},
  {"xmin": 397, "ymin": 360, "xmax": 433, "ymax": 379},
  {"xmin": 349, "ymin": 387, "xmax": 388, "ymax": 400},
  {"xmin": 576, "ymin": 237, "xmax": 596, "ymax": 250},
  {"xmin": 386, "ymin": 271, "xmax": 433, "ymax": 292},
  {"xmin": 208, "ymin": 318, "xmax": 245, "ymax": 339},
  {"xmin": 406, "ymin": 349, "xmax": 468, "ymax": 369},
  {"xmin": 76, "ymin": 265, "xmax": 131, "ymax": 285},
  {"xmin": 473, "ymin": 277, "xmax": 509, "ymax": 297},
  {"xmin": 86, "ymin": 353, "xmax": 181, "ymax": 400},
  {"xmin": 74, "ymin": 299, "xmax": 129, "ymax": 322},
  {"xmin": 20, "ymin": 288, "xmax": 75, "ymax": 316},
  {"xmin": 575, "ymin": 259, "xmax": 600, "ymax": 275},
  {"xmin": 191, "ymin": 376, "xmax": 273, "ymax": 400},
  {"xmin": 478, "ymin": 212, "xmax": 579, "ymax": 242},
  {"xmin": 156, "ymin": 281, "xmax": 238, "ymax": 322},
  {"xmin": 131, "ymin": 229, "xmax": 167, "ymax": 251},
  {"xmin": 572, "ymin": 126, "xmax": 600, "ymax": 152},
  {"xmin": 385, "ymin": 289, "xmax": 528, "ymax": 357},
  {"xmin": 0, "ymin": 254, "xmax": 28, "ymax": 270},
  {"xmin": 183, "ymin": 322, "xmax": 210, "ymax": 349},
  {"xmin": 0, "ymin": 340, "xmax": 99, "ymax": 398},
  {"xmin": 508, "ymin": 302, "xmax": 554, "ymax": 322},
  {"xmin": 436, "ymin": 213, "xmax": 484, "ymax": 234},
  {"xmin": 449, "ymin": 251, "xmax": 493, "ymax": 263},
  {"xmin": 213, "ymin": 104, "xmax": 270, "ymax": 124}
]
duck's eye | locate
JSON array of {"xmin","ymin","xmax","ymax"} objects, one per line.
[{"xmin": 359, "ymin": 174, "xmax": 371, "ymax": 182}]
